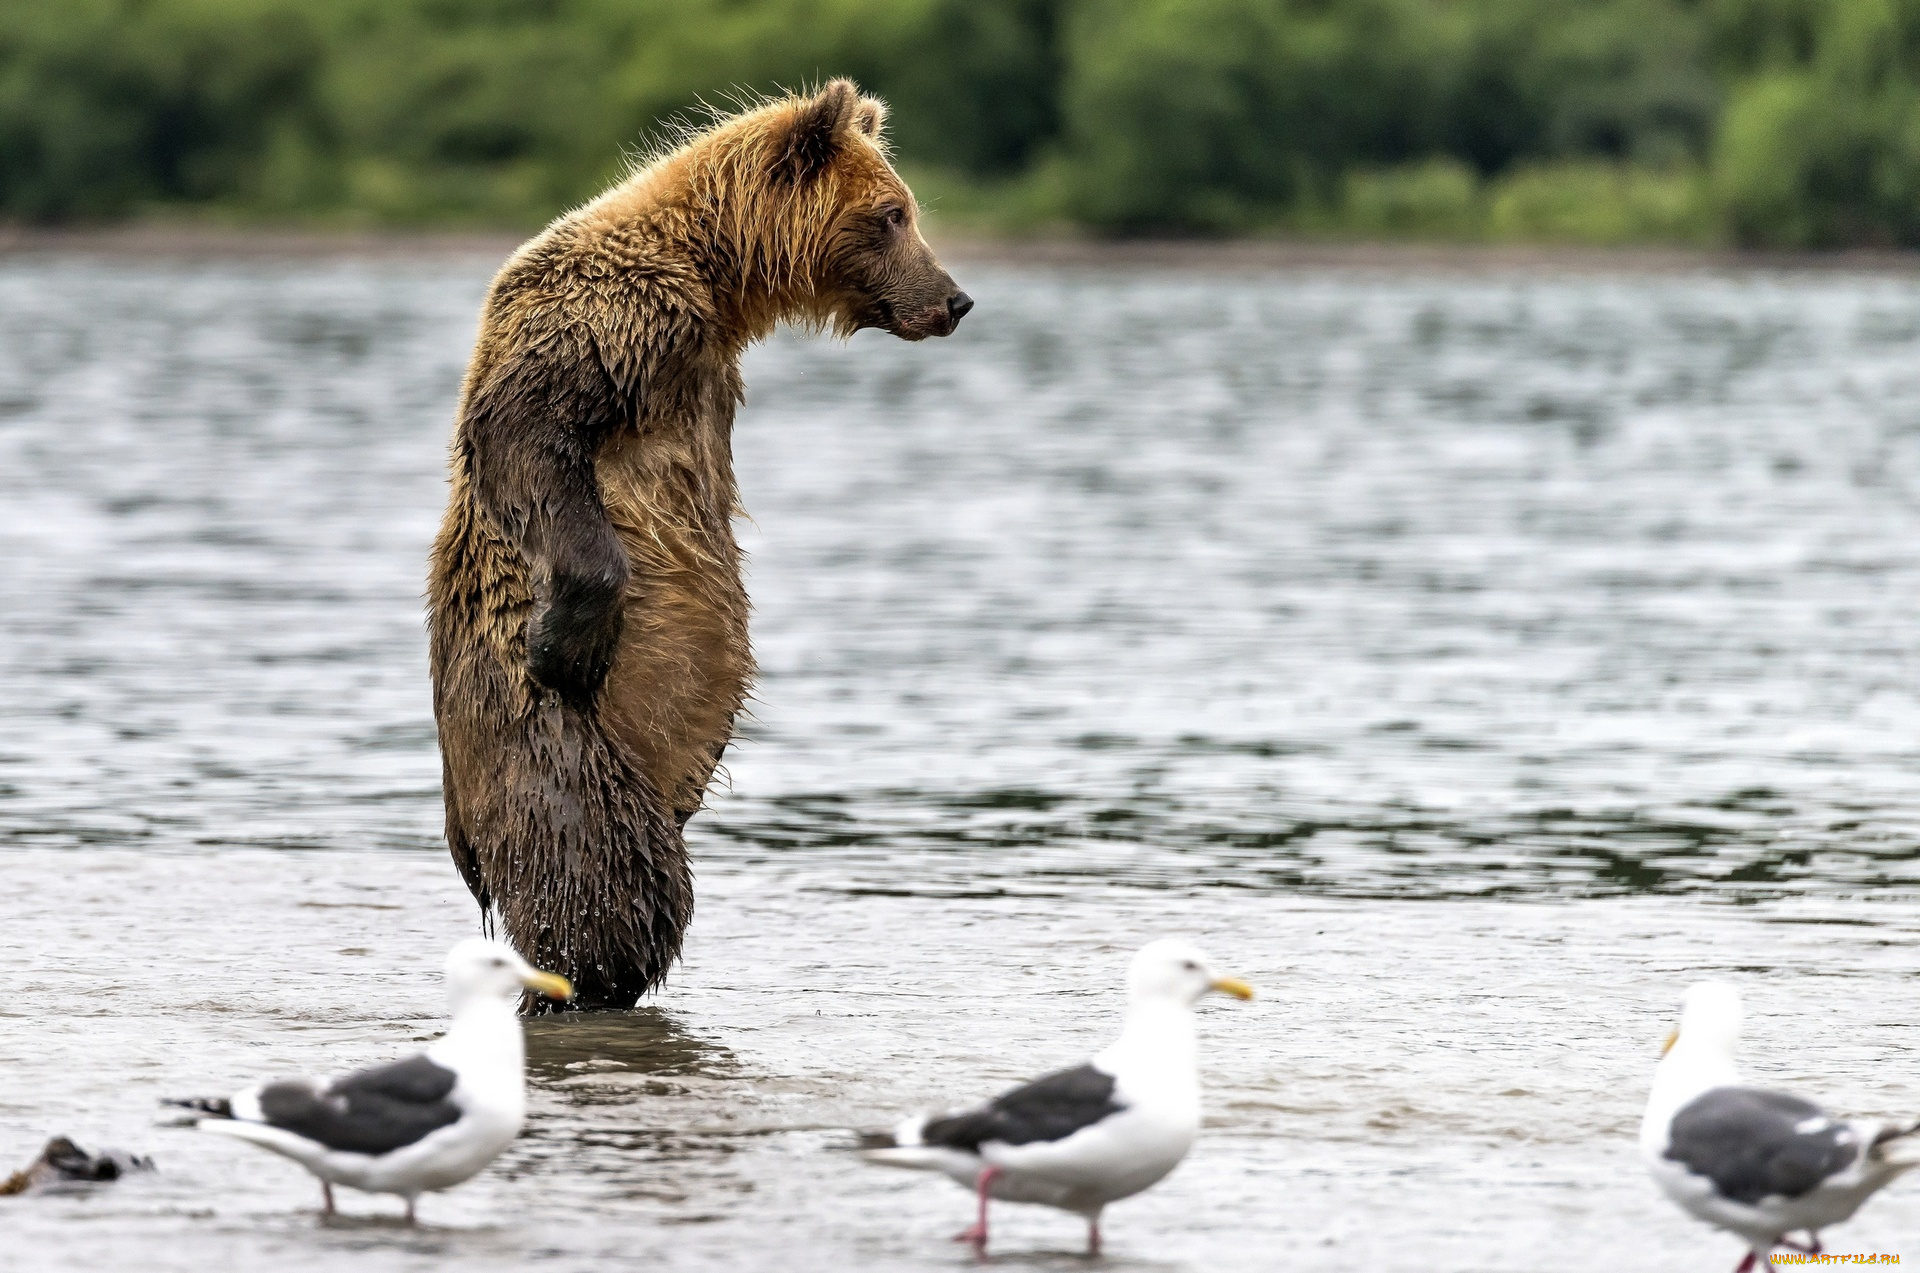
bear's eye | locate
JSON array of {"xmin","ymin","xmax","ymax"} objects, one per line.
[{"xmin": 880, "ymin": 205, "xmax": 906, "ymax": 228}]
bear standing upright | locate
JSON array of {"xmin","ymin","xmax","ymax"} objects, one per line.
[{"xmin": 428, "ymin": 81, "xmax": 971, "ymax": 1008}]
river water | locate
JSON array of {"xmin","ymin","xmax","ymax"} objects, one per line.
[{"xmin": 2, "ymin": 252, "xmax": 1919, "ymax": 1270}]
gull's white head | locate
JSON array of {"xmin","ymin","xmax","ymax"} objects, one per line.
[
  {"xmin": 1662, "ymin": 980, "xmax": 1742, "ymax": 1063},
  {"xmin": 445, "ymin": 938, "xmax": 574, "ymax": 1012},
  {"xmin": 1127, "ymin": 938, "xmax": 1255, "ymax": 1008}
]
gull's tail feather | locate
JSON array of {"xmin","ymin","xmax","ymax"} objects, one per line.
[
  {"xmin": 860, "ymin": 1147, "xmax": 958, "ymax": 1170},
  {"xmin": 855, "ymin": 1113, "xmax": 926, "ymax": 1164},
  {"xmin": 1871, "ymin": 1119, "xmax": 1920, "ymax": 1167},
  {"xmin": 161, "ymin": 1097, "xmax": 233, "ymax": 1120},
  {"xmin": 856, "ymin": 1115, "xmax": 976, "ymax": 1173}
]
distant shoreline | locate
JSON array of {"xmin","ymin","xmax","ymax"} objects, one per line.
[{"xmin": 5, "ymin": 223, "xmax": 1920, "ymax": 276}]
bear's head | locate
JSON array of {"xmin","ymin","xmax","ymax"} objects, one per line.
[{"xmin": 712, "ymin": 80, "xmax": 972, "ymax": 342}]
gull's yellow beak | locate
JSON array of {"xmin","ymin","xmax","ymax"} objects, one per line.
[
  {"xmin": 1660, "ymin": 1027, "xmax": 1678, "ymax": 1058},
  {"xmin": 1210, "ymin": 976, "xmax": 1255, "ymax": 1002},
  {"xmin": 523, "ymin": 969, "xmax": 574, "ymax": 1002}
]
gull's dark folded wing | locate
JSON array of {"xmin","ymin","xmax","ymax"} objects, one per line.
[
  {"xmin": 258, "ymin": 1055, "xmax": 462, "ymax": 1156},
  {"xmin": 1666, "ymin": 1086, "xmax": 1861, "ymax": 1204},
  {"xmin": 923, "ymin": 1063, "xmax": 1124, "ymax": 1151}
]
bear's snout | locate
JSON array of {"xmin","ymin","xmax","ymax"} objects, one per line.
[{"xmin": 913, "ymin": 290, "xmax": 972, "ymax": 339}]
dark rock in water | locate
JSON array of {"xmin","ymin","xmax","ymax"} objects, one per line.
[{"xmin": 0, "ymin": 1138, "xmax": 153, "ymax": 1195}]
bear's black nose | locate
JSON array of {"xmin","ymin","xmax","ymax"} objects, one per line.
[{"xmin": 948, "ymin": 292, "xmax": 974, "ymax": 325}]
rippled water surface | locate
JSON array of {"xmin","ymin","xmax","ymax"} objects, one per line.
[{"xmin": 4, "ymin": 254, "xmax": 1920, "ymax": 1270}]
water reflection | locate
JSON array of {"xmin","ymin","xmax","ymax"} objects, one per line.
[
  {"xmin": 704, "ymin": 786, "xmax": 1920, "ymax": 900},
  {"xmin": 524, "ymin": 1007, "xmax": 736, "ymax": 1084}
]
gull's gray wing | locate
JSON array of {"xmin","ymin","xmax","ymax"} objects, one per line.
[
  {"xmin": 256, "ymin": 1054, "xmax": 462, "ymax": 1156},
  {"xmin": 921, "ymin": 1063, "xmax": 1124, "ymax": 1151},
  {"xmin": 1666, "ymin": 1086, "xmax": 1861, "ymax": 1204}
]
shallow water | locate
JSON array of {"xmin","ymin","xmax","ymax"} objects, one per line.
[{"xmin": 3, "ymin": 255, "xmax": 1920, "ymax": 1270}]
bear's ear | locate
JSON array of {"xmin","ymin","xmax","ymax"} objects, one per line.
[
  {"xmin": 853, "ymin": 98, "xmax": 887, "ymax": 141},
  {"xmin": 775, "ymin": 79, "xmax": 859, "ymax": 184}
]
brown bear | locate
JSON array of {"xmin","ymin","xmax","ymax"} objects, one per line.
[{"xmin": 427, "ymin": 80, "xmax": 970, "ymax": 1009}]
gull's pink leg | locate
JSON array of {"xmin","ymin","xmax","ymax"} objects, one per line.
[
  {"xmin": 1087, "ymin": 1215, "xmax": 1102, "ymax": 1257},
  {"xmin": 952, "ymin": 1166, "xmax": 1001, "ymax": 1252},
  {"xmin": 1778, "ymin": 1233, "xmax": 1823, "ymax": 1255},
  {"xmin": 320, "ymin": 1181, "xmax": 336, "ymax": 1217},
  {"xmin": 1734, "ymin": 1252, "xmax": 1755, "ymax": 1273},
  {"xmin": 404, "ymin": 1197, "xmax": 417, "ymax": 1225}
]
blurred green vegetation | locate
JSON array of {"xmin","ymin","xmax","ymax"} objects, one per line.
[{"xmin": 2, "ymin": 0, "xmax": 1919, "ymax": 245}]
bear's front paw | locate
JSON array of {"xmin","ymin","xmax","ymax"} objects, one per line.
[
  {"xmin": 525, "ymin": 579, "xmax": 624, "ymax": 706},
  {"xmin": 526, "ymin": 610, "xmax": 620, "ymax": 705}
]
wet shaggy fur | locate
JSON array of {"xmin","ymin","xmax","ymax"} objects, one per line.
[{"xmin": 428, "ymin": 81, "xmax": 968, "ymax": 1009}]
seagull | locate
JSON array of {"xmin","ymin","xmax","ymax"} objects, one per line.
[
  {"xmin": 166, "ymin": 938, "xmax": 572, "ymax": 1222},
  {"xmin": 1, "ymin": 1137, "xmax": 152, "ymax": 1195},
  {"xmin": 1640, "ymin": 981, "xmax": 1920, "ymax": 1272},
  {"xmin": 857, "ymin": 937, "xmax": 1253, "ymax": 1255}
]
